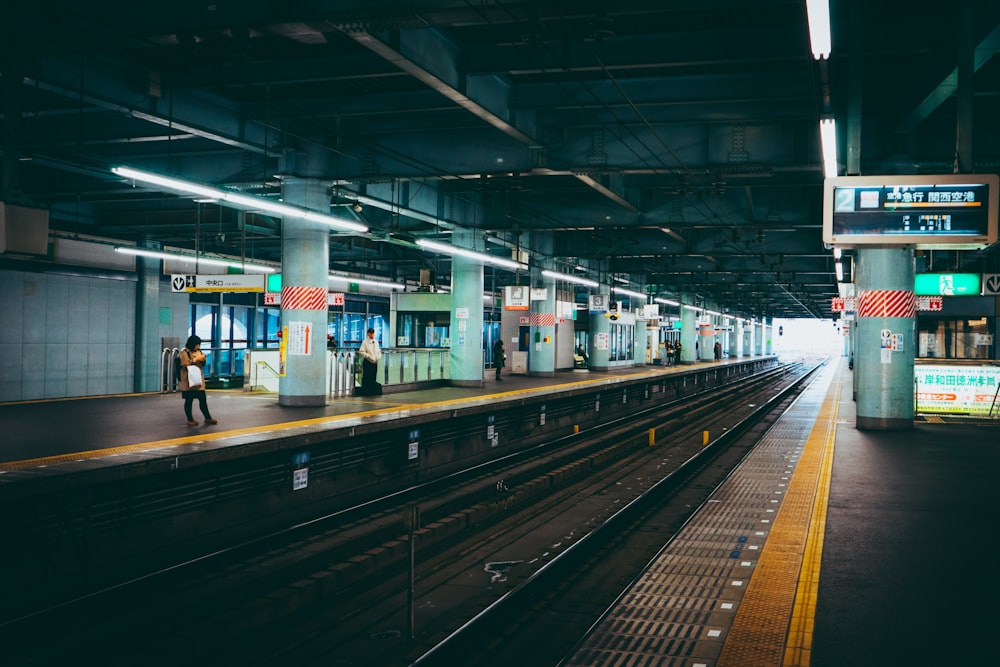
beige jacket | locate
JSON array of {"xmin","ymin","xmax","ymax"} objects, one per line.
[{"xmin": 179, "ymin": 348, "xmax": 207, "ymax": 391}]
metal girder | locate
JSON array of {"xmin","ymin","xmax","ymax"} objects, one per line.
[{"xmin": 896, "ymin": 23, "xmax": 1000, "ymax": 133}]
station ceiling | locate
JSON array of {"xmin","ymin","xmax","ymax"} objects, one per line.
[{"xmin": 3, "ymin": 1, "xmax": 999, "ymax": 320}]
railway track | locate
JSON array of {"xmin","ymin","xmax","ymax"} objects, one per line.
[{"xmin": 3, "ymin": 357, "xmax": 825, "ymax": 665}]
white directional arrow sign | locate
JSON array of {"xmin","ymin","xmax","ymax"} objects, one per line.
[{"xmin": 983, "ymin": 273, "xmax": 1000, "ymax": 295}]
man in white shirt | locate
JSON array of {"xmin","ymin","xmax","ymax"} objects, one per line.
[{"xmin": 358, "ymin": 327, "xmax": 382, "ymax": 396}]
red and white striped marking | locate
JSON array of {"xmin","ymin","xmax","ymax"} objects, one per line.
[
  {"xmin": 857, "ymin": 289, "xmax": 916, "ymax": 318},
  {"xmin": 529, "ymin": 313, "xmax": 556, "ymax": 326},
  {"xmin": 281, "ymin": 285, "xmax": 328, "ymax": 311}
]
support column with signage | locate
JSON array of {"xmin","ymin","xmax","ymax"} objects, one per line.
[
  {"xmin": 528, "ymin": 271, "xmax": 556, "ymax": 377},
  {"xmin": 698, "ymin": 319, "xmax": 714, "ymax": 361},
  {"xmin": 588, "ymin": 292, "xmax": 610, "ymax": 371},
  {"xmin": 279, "ymin": 177, "xmax": 329, "ymax": 406},
  {"xmin": 450, "ymin": 230, "xmax": 485, "ymax": 387},
  {"xmin": 854, "ymin": 247, "xmax": 916, "ymax": 430},
  {"xmin": 822, "ymin": 173, "xmax": 998, "ymax": 429}
]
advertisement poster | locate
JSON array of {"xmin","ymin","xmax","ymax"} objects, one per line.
[{"xmin": 915, "ymin": 365, "xmax": 1000, "ymax": 416}]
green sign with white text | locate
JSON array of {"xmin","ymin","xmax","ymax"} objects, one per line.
[{"xmin": 914, "ymin": 273, "xmax": 980, "ymax": 296}]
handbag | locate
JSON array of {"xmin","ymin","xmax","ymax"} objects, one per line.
[{"xmin": 187, "ymin": 364, "xmax": 203, "ymax": 389}]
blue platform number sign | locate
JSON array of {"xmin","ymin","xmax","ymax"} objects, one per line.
[
  {"xmin": 408, "ymin": 428, "xmax": 420, "ymax": 461},
  {"xmin": 540, "ymin": 404, "xmax": 546, "ymax": 426},
  {"xmin": 292, "ymin": 451, "xmax": 310, "ymax": 491}
]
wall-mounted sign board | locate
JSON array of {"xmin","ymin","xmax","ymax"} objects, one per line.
[{"xmin": 823, "ymin": 174, "xmax": 998, "ymax": 249}]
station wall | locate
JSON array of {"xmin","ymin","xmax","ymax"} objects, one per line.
[{"xmin": 0, "ymin": 268, "xmax": 188, "ymax": 402}]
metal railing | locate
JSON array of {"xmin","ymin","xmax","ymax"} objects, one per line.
[
  {"xmin": 241, "ymin": 347, "xmax": 451, "ymax": 398},
  {"xmin": 159, "ymin": 347, "xmax": 180, "ymax": 393},
  {"xmin": 329, "ymin": 350, "xmax": 358, "ymax": 398}
]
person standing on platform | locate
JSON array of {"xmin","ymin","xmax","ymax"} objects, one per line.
[
  {"xmin": 358, "ymin": 327, "xmax": 382, "ymax": 396},
  {"xmin": 493, "ymin": 338, "xmax": 506, "ymax": 381},
  {"xmin": 179, "ymin": 335, "xmax": 217, "ymax": 426},
  {"xmin": 674, "ymin": 341, "xmax": 682, "ymax": 365}
]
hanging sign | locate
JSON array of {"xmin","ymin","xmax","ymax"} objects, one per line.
[
  {"xmin": 171, "ymin": 274, "xmax": 265, "ymax": 293},
  {"xmin": 505, "ymin": 286, "xmax": 529, "ymax": 310}
]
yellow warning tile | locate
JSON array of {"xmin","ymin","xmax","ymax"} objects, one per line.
[{"xmin": 717, "ymin": 372, "xmax": 840, "ymax": 667}]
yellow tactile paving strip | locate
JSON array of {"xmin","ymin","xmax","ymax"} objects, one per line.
[
  {"xmin": 717, "ymin": 372, "xmax": 840, "ymax": 667},
  {"xmin": 561, "ymin": 361, "xmax": 841, "ymax": 667}
]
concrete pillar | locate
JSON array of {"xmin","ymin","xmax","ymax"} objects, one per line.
[
  {"xmin": 854, "ymin": 247, "xmax": 915, "ymax": 430},
  {"xmin": 727, "ymin": 318, "xmax": 739, "ymax": 358},
  {"xmin": 635, "ymin": 312, "xmax": 648, "ymax": 365},
  {"xmin": 133, "ymin": 250, "xmax": 161, "ymax": 392},
  {"xmin": 528, "ymin": 270, "xmax": 556, "ymax": 376},
  {"xmin": 449, "ymin": 230, "xmax": 485, "ymax": 387},
  {"xmin": 698, "ymin": 320, "xmax": 713, "ymax": 361},
  {"xmin": 680, "ymin": 298, "xmax": 697, "ymax": 364},
  {"xmin": 764, "ymin": 318, "xmax": 773, "ymax": 355},
  {"xmin": 278, "ymin": 177, "xmax": 329, "ymax": 407},
  {"xmin": 742, "ymin": 320, "xmax": 752, "ymax": 356},
  {"xmin": 589, "ymin": 290, "xmax": 611, "ymax": 371}
]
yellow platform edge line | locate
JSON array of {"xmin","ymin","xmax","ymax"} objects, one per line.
[
  {"xmin": 0, "ymin": 365, "xmax": 706, "ymax": 473},
  {"xmin": 783, "ymin": 372, "xmax": 839, "ymax": 667},
  {"xmin": 717, "ymin": 365, "xmax": 841, "ymax": 667}
]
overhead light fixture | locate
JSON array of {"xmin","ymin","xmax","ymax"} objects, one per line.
[
  {"xmin": 682, "ymin": 304, "xmax": 701, "ymax": 312},
  {"xmin": 806, "ymin": 0, "xmax": 832, "ymax": 59},
  {"xmin": 328, "ymin": 274, "xmax": 404, "ymax": 290},
  {"xmin": 355, "ymin": 194, "xmax": 441, "ymax": 226},
  {"xmin": 112, "ymin": 166, "xmax": 368, "ymax": 233},
  {"xmin": 114, "ymin": 246, "xmax": 276, "ymax": 273},
  {"xmin": 416, "ymin": 238, "xmax": 523, "ymax": 270},
  {"xmin": 541, "ymin": 269, "xmax": 599, "ymax": 287},
  {"xmin": 613, "ymin": 287, "xmax": 647, "ymax": 300},
  {"xmin": 654, "ymin": 297, "xmax": 680, "ymax": 306},
  {"xmin": 612, "ymin": 276, "xmax": 630, "ymax": 284},
  {"xmin": 820, "ymin": 118, "xmax": 838, "ymax": 178}
]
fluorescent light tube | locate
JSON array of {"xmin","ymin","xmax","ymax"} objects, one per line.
[
  {"xmin": 613, "ymin": 287, "xmax": 646, "ymax": 300},
  {"xmin": 416, "ymin": 239, "xmax": 523, "ymax": 270},
  {"xmin": 114, "ymin": 246, "xmax": 276, "ymax": 273},
  {"xmin": 820, "ymin": 118, "xmax": 838, "ymax": 178},
  {"xmin": 806, "ymin": 0, "xmax": 832, "ymax": 59},
  {"xmin": 541, "ymin": 269, "xmax": 599, "ymax": 287},
  {"xmin": 112, "ymin": 166, "xmax": 368, "ymax": 233},
  {"xmin": 328, "ymin": 274, "xmax": 405, "ymax": 290},
  {"xmin": 654, "ymin": 297, "xmax": 680, "ymax": 306}
]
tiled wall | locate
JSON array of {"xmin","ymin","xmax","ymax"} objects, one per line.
[{"xmin": 1, "ymin": 270, "xmax": 137, "ymax": 402}]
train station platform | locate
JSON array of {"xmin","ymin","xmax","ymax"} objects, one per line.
[
  {"xmin": 563, "ymin": 357, "xmax": 998, "ymax": 667},
  {"xmin": 0, "ymin": 359, "xmax": 755, "ymax": 475}
]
